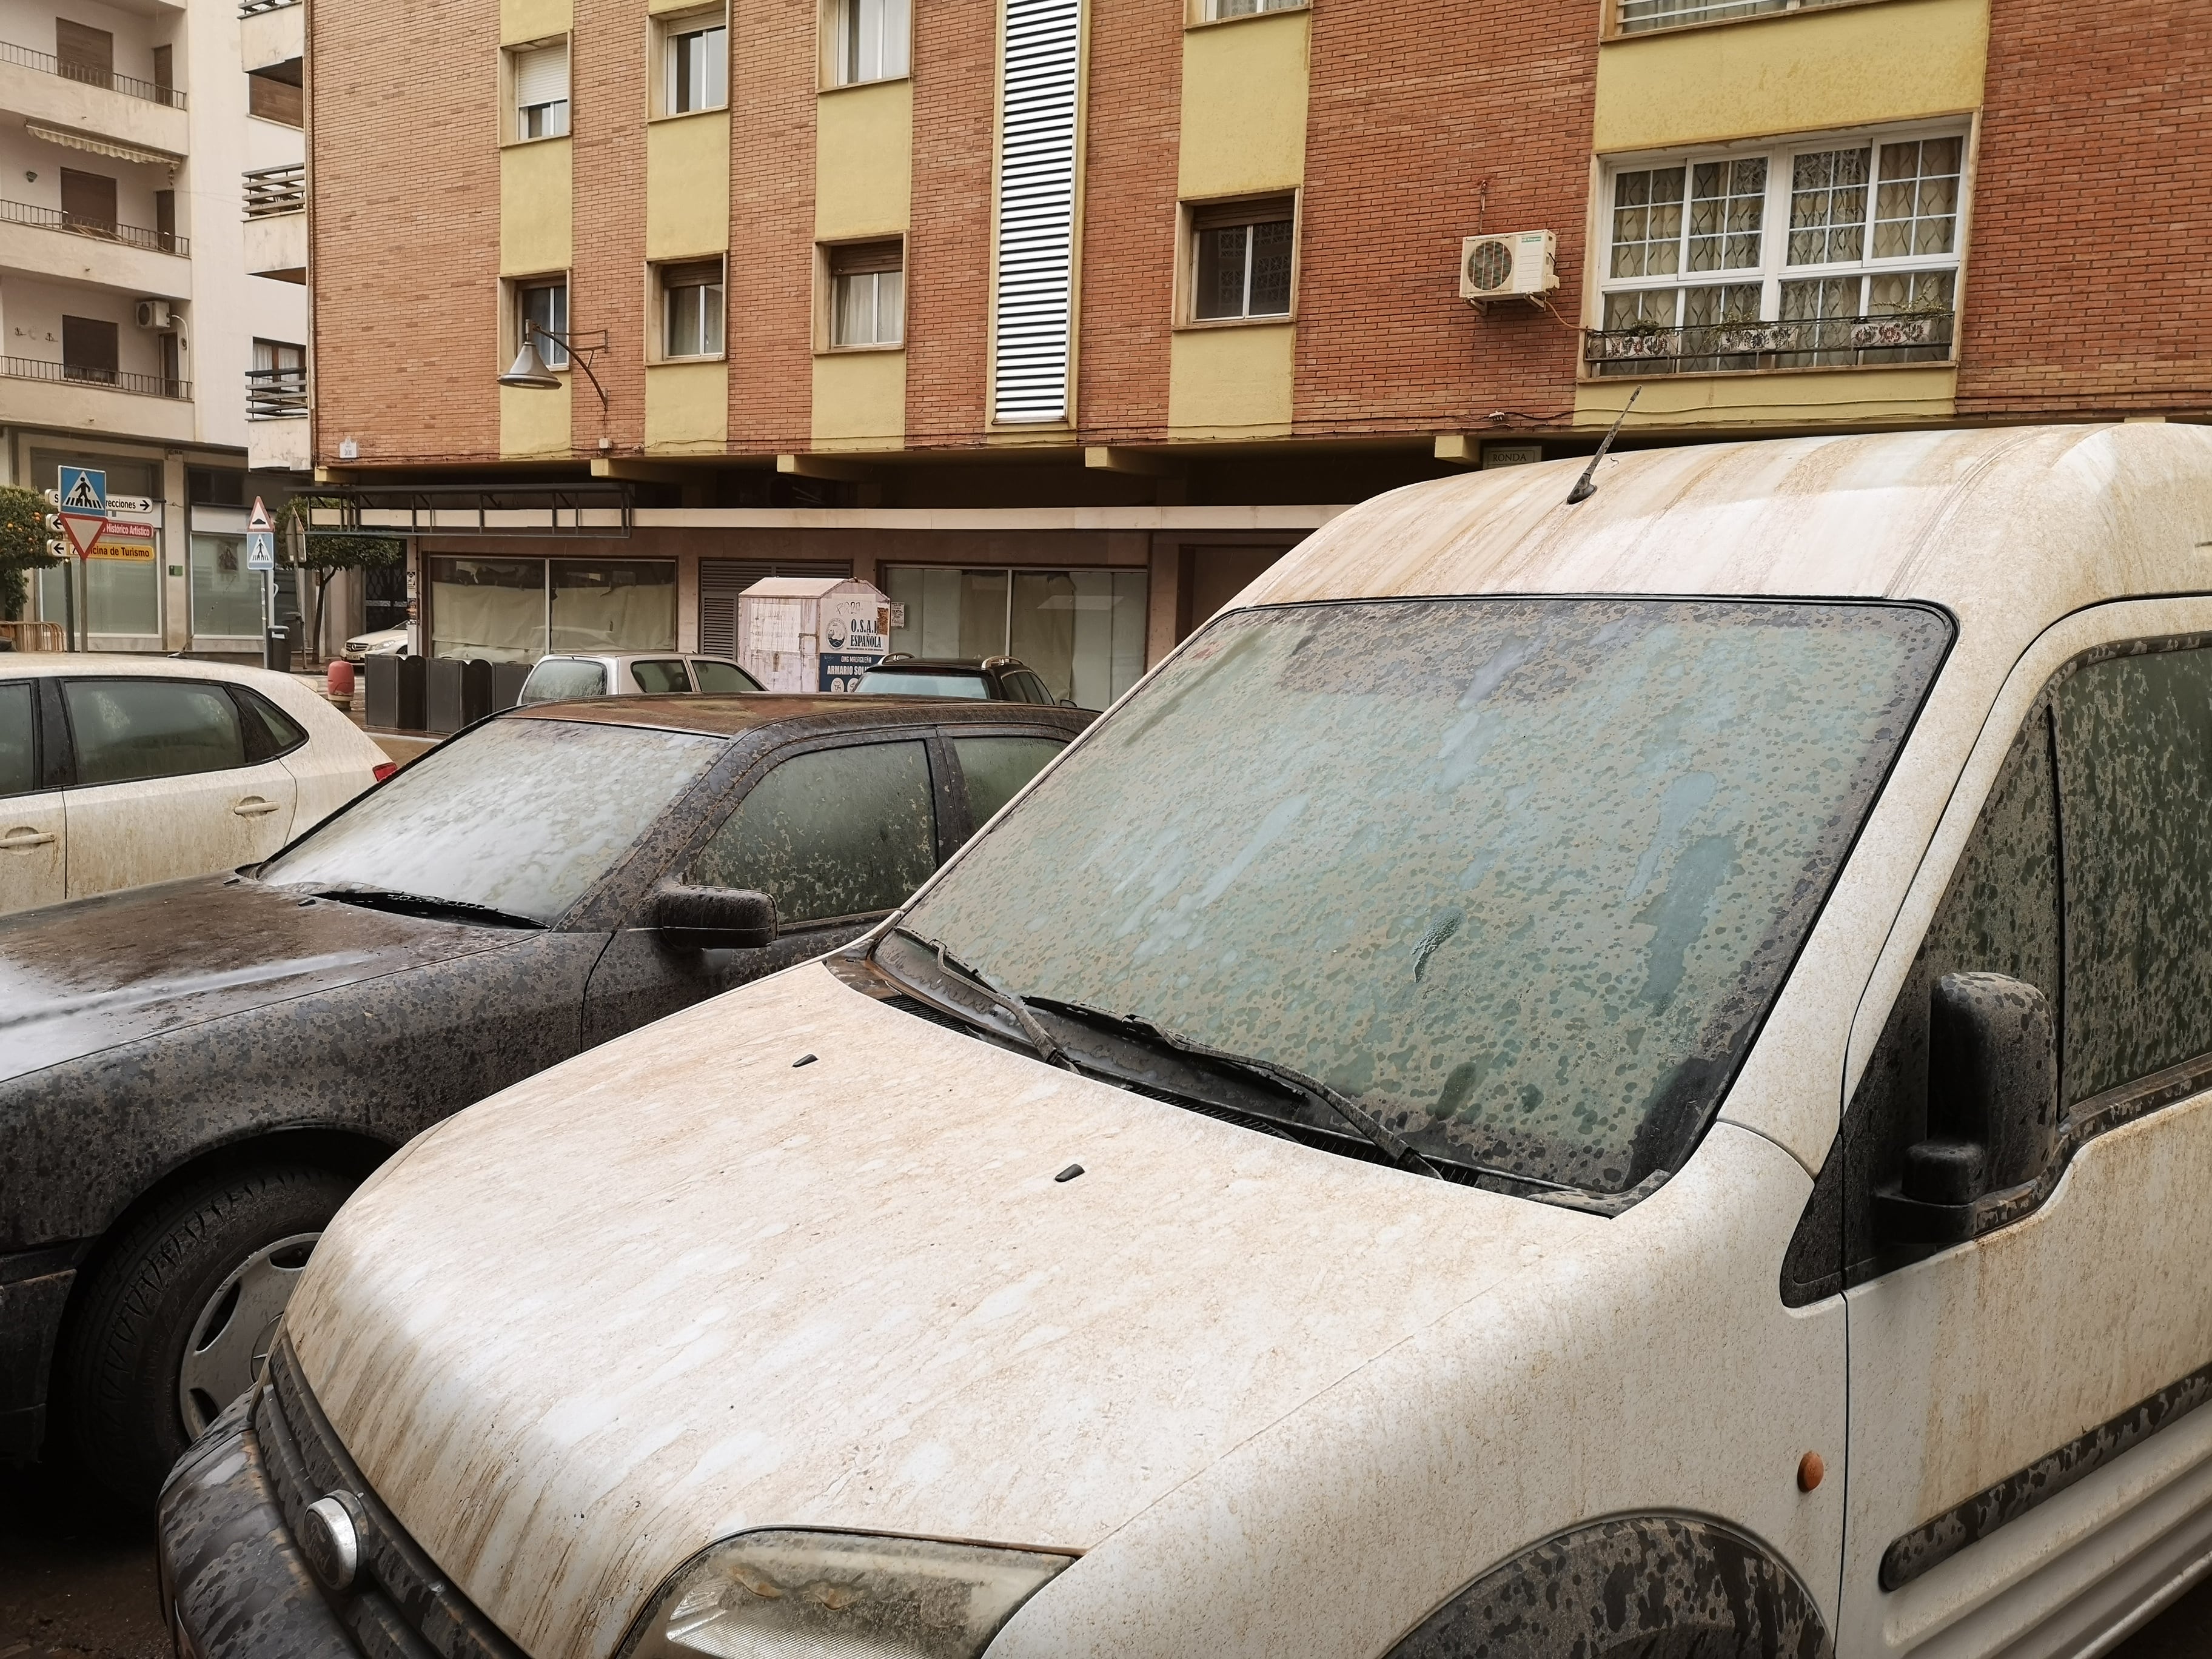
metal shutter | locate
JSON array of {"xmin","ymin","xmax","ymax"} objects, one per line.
[
  {"xmin": 990, "ymin": 0, "xmax": 1081, "ymax": 425},
  {"xmin": 698, "ymin": 558, "xmax": 853, "ymax": 658}
]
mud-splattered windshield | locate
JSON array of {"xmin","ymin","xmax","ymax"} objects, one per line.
[{"xmin": 896, "ymin": 598, "xmax": 1949, "ymax": 1197}]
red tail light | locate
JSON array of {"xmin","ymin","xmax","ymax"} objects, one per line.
[{"xmin": 372, "ymin": 762, "xmax": 399, "ymax": 783}]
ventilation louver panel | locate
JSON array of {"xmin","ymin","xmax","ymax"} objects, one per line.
[{"xmin": 990, "ymin": 0, "xmax": 1081, "ymax": 425}]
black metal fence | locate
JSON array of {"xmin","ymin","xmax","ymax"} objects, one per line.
[
  {"xmin": 2, "ymin": 355, "xmax": 189, "ymax": 399},
  {"xmin": 0, "ymin": 196, "xmax": 185, "ymax": 255},
  {"xmin": 0, "ymin": 38, "xmax": 185, "ymax": 106}
]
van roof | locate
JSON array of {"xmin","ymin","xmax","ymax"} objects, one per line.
[{"xmin": 1245, "ymin": 424, "xmax": 2212, "ymax": 660}]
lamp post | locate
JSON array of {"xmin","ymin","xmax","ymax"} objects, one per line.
[{"xmin": 500, "ymin": 323, "xmax": 611, "ymax": 410}]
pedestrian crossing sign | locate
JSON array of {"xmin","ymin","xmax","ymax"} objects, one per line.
[{"xmin": 59, "ymin": 466, "xmax": 106, "ymax": 514}]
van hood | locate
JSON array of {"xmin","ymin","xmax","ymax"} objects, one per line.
[
  {"xmin": 284, "ymin": 961, "xmax": 1596, "ymax": 1659},
  {"xmin": 0, "ymin": 876, "xmax": 526, "ymax": 1082}
]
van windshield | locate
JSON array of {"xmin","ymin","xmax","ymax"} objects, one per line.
[{"xmin": 894, "ymin": 598, "xmax": 1949, "ymax": 1198}]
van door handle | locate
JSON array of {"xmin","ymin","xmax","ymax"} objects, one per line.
[
  {"xmin": 232, "ymin": 798, "xmax": 280, "ymax": 817},
  {"xmin": 0, "ymin": 828, "xmax": 57, "ymax": 850}
]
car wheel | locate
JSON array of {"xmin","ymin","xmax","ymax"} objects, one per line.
[{"xmin": 60, "ymin": 1164, "xmax": 356, "ymax": 1505}]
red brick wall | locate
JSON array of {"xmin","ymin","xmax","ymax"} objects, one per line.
[
  {"xmin": 570, "ymin": 0, "xmax": 649, "ymax": 456},
  {"xmin": 1071, "ymin": 0, "xmax": 1181, "ymax": 440},
  {"xmin": 1292, "ymin": 0, "xmax": 1597, "ymax": 436},
  {"xmin": 726, "ymin": 0, "xmax": 817, "ymax": 452},
  {"xmin": 1956, "ymin": 0, "xmax": 2212, "ymax": 416},
  {"xmin": 310, "ymin": 0, "xmax": 501, "ymax": 466},
  {"xmin": 905, "ymin": 0, "xmax": 999, "ymax": 447}
]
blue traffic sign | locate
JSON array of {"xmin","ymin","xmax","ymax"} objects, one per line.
[{"xmin": 59, "ymin": 466, "xmax": 105, "ymax": 514}]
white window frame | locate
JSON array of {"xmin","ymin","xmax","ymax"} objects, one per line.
[
  {"xmin": 1179, "ymin": 195, "xmax": 1298, "ymax": 326},
  {"xmin": 508, "ymin": 39, "xmax": 570, "ymax": 142},
  {"xmin": 1611, "ymin": 0, "xmax": 1857, "ymax": 36},
  {"xmin": 1196, "ymin": 0, "xmax": 1305, "ymax": 21},
  {"xmin": 823, "ymin": 0, "xmax": 910, "ymax": 87},
  {"xmin": 1590, "ymin": 121, "xmax": 1969, "ymax": 375},
  {"xmin": 655, "ymin": 6, "xmax": 728, "ymax": 116}
]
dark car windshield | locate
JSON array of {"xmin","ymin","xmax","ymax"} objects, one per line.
[
  {"xmin": 262, "ymin": 719, "xmax": 723, "ymax": 924},
  {"xmin": 894, "ymin": 598, "xmax": 1949, "ymax": 1198},
  {"xmin": 856, "ymin": 669, "xmax": 993, "ymax": 699}
]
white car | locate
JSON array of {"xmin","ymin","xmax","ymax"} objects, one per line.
[
  {"xmin": 0, "ymin": 655, "xmax": 389, "ymax": 915},
  {"xmin": 516, "ymin": 652, "xmax": 765, "ymax": 702},
  {"xmin": 163, "ymin": 424, "xmax": 2212, "ymax": 1658},
  {"xmin": 342, "ymin": 626, "xmax": 409, "ymax": 663}
]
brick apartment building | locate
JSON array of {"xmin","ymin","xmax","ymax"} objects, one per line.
[{"xmin": 301, "ymin": 0, "xmax": 2207, "ymax": 705}]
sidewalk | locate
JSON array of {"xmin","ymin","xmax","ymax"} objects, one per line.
[{"xmin": 284, "ymin": 668, "xmax": 438, "ymax": 768}]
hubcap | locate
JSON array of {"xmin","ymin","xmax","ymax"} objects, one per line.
[{"xmin": 178, "ymin": 1232, "xmax": 320, "ymax": 1439}]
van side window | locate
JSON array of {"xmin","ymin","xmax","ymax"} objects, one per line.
[
  {"xmin": 692, "ymin": 741, "xmax": 937, "ymax": 925},
  {"xmin": 2055, "ymin": 648, "xmax": 2212, "ymax": 1101},
  {"xmin": 1788, "ymin": 702, "xmax": 2062, "ymax": 1298},
  {"xmin": 65, "ymin": 680, "xmax": 248, "ymax": 786}
]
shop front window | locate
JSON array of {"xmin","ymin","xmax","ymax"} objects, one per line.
[
  {"xmin": 428, "ymin": 557, "xmax": 679, "ymax": 662},
  {"xmin": 191, "ymin": 534, "xmax": 262, "ymax": 638},
  {"xmin": 882, "ymin": 565, "xmax": 1147, "ymax": 710},
  {"xmin": 551, "ymin": 559, "xmax": 677, "ymax": 654},
  {"xmin": 85, "ymin": 555, "xmax": 159, "ymax": 637},
  {"xmin": 30, "ymin": 450, "xmax": 160, "ymax": 639},
  {"xmin": 430, "ymin": 557, "xmax": 546, "ymax": 663}
]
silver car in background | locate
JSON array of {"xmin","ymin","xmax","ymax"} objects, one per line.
[{"xmin": 516, "ymin": 653, "xmax": 764, "ymax": 703}]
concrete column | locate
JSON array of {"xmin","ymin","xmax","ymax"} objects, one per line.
[{"xmin": 163, "ymin": 451, "xmax": 189, "ymax": 651}]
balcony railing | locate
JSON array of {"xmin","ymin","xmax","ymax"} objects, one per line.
[
  {"xmin": 1583, "ymin": 311, "xmax": 1956, "ymax": 377},
  {"xmin": 0, "ymin": 38, "xmax": 186, "ymax": 107},
  {"xmin": 1, "ymin": 355, "xmax": 189, "ymax": 399},
  {"xmin": 0, "ymin": 196, "xmax": 184, "ymax": 255},
  {"xmin": 240, "ymin": 0, "xmax": 301, "ymax": 14},
  {"xmin": 243, "ymin": 163, "xmax": 305, "ymax": 220},
  {"xmin": 247, "ymin": 364, "xmax": 307, "ymax": 419}
]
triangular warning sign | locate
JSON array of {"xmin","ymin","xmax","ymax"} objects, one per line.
[
  {"xmin": 58, "ymin": 514, "xmax": 104, "ymax": 560},
  {"xmin": 61, "ymin": 474, "xmax": 101, "ymax": 511}
]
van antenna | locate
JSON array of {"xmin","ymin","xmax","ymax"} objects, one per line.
[{"xmin": 1565, "ymin": 387, "xmax": 1641, "ymax": 505}]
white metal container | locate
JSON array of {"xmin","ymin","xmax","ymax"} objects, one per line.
[{"xmin": 736, "ymin": 577, "xmax": 891, "ymax": 693}]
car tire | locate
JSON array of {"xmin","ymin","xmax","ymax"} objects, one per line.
[{"xmin": 59, "ymin": 1163, "xmax": 356, "ymax": 1506}]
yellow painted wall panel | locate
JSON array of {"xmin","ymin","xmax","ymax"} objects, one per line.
[
  {"xmin": 1594, "ymin": 0, "xmax": 1988, "ymax": 152},
  {"xmin": 500, "ymin": 138, "xmax": 572, "ymax": 273},
  {"xmin": 500, "ymin": 0, "xmax": 570, "ymax": 45},
  {"xmin": 811, "ymin": 350, "xmax": 907, "ymax": 448},
  {"xmin": 1574, "ymin": 366, "xmax": 1957, "ymax": 427},
  {"xmin": 645, "ymin": 360, "xmax": 730, "ymax": 452},
  {"xmin": 1168, "ymin": 323, "xmax": 1295, "ymax": 435},
  {"xmin": 1178, "ymin": 11, "xmax": 1308, "ymax": 199},
  {"xmin": 648, "ymin": 112, "xmax": 731, "ymax": 259},
  {"xmin": 500, "ymin": 380, "xmax": 573, "ymax": 458},
  {"xmin": 815, "ymin": 81, "xmax": 913, "ymax": 239}
]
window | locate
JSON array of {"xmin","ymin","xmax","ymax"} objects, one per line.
[
  {"xmin": 515, "ymin": 276, "xmax": 569, "ymax": 367},
  {"xmin": 1188, "ymin": 198, "xmax": 1295, "ymax": 321},
  {"xmin": 1204, "ymin": 0, "xmax": 1304, "ymax": 17},
  {"xmin": 883, "ymin": 566, "xmax": 1148, "ymax": 709},
  {"xmin": 1592, "ymin": 129, "xmax": 1964, "ymax": 375},
  {"xmin": 826, "ymin": 0, "xmax": 910, "ymax": 86},
  {"xmin": 55, "ymin": 19, "xmax": 112, "ymax": 89},
  {"xmin": 190, "ymin": 535, "xmax": 262, "ymax": 638},
  {"xmin": 59, "ymin": 167, "xmax": 116, "ymax": 233},
  {"xmin": 663, "ymin": 15, "xmax": 728, "ymax": 112},
  {"xmin": 953, "ymin": 736, "xmax": 1065, "ymax": 826},
  {"xmin": 511, "ymin": 42, "xmax": 570, "ymax": 141},
  {"xmin": 62, "ymin": 315, "xmax": 119, "ymax": 383},
  {"xmin": 1616, "ymin": 0, "xmax": 1850, "ymax": 34},
  {"xmin": 630, "ymin": 659, "xmax": 692, "ymax": 692},
  {"xmin": 429, "ymin": 558, "xmax": 679, "ymax": 663},
  {"xmin": 0, "ymin": 685, "xmax": 36, "ymax": 799},
  {"xmin": 692, "ymin": 660, "xmax": 762, "ymax": 693},
  {"xmin": 691, "ymin": 742, "xmax": 938, "ymax": 925},
  {"xmin": 237, "ymin": 687, "xmax": 308, "ymax": 760},
  {"xmin": 660, "ymin": 260, "xmax": 725, "ymax": 358},
  {"xmin": 519, "ymin": 659, "xmax": 609, "ymax": 703},
  {"xmin": 826, "ymin": 241, "xmax": 903, "ymax": 348},
  {"xmin": 64, "ymin": 680, "xmax": 247, "ymax": 787}
]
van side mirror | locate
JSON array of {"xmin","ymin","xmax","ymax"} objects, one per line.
[
  {"xmin": 655, "ymin": 883, "xmax": 776, "ymax": 950},
  {"xmin": 1879, "ymin": 972, "xmax": 2058, "ymax": 1243}
]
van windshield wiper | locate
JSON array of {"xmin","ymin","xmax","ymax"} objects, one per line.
[
  {"xmin": 1025, "ymin": 994, "xmax": 1444, "ymax": 1180},
  {"xmin": 302, "ymin": 885, "xmax": 544, "ymax": 930},
  {"xmin": 888, "ymin": 928, "xmax": 1078, "ymax": 1072}
]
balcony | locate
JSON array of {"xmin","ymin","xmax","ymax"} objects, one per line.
[
  {"xmin": 243, "ymin": 163, "xmax": 305, "ymax": 280},
  {"xmin": 246, "ymin": 364, "xmax": 306, "ymax": 419},
  {"xmin": 0, "ymin": 198, "xmax": 190, "ymax": 296},
  {"xmin": 4, "ymin": 356, "xmax": 187, "ymax": 398},
  {"xmin": 1583, "ymin": 312, "xmax": 1956, "ymax": 377},
  {"xmin": 0, "ymin": 39, "xmax": 189, "ymax": 158},
  {"xmin": 240, "ymin": 0, "xmax": 303, "ymax": 78},
  {"xmin": 0, "ymin": 354, "xmax": 195, "ymax": 441}
]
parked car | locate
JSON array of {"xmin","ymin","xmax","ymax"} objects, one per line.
[
  {"xmin": 341, "ymin": 626, "xmax": 409, "ymax": 663},
  {"xmin": 161, "ymin": 424, "xmax": 2212, "ymax": 1659},
  {"xmin": 0, "ymin": 692, "xmax": 1085, "ymax": 1501},
  {"xmin": 0, "ymin": 656, "xmax": 389, "ymax": 917},
  {"xmin": 517, "ymin": 652, "xmax": 765, "ymax": 704},
  {"xmin": 856, "ymin": 654, "xmax": 1073, "ymax": 705}
]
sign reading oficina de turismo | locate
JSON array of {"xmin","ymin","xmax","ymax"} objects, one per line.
[{"xmin": 45, "ymin": 466, "xmax": 158, "ymax": 563}]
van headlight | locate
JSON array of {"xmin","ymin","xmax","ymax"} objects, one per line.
[{"xmin": 623, "ymin": 1530, "xmax": 1074, "ymax": 1659}]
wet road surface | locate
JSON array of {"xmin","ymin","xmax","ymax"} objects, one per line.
[{"xmin": 5, "ymin": 1455, "xmax": 2211, "ymax": 1659}]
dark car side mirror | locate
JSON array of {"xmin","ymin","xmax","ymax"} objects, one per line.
[
  {"xmin": 655, "ymin": 883, "xmax": 776, "ymax": 950},
  {"xmin": 1880, "ymin": 971, "xmax": 2058, "ymax": 1242}
]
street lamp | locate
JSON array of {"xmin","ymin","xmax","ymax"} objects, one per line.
[{"xmin": 500, "ymin": 323, "xmax": 610, "ymax": 410}]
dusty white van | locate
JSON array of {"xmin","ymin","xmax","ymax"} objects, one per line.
[{"xmin": 161, "ymin": 424, "xmax": 2212, "ymax": 1659}]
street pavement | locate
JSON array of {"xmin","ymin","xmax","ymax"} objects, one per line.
[{"xmin": 4, "ymin": 1452, "xmax": 2210, "ymax": 1658}]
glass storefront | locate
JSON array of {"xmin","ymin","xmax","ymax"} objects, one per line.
[
  {"xmin": 32, "ymin": 451, "xmax": 162, "ymax": 641},
  {"xmin": 882, "ymin": 565, "xmax": 1147, "ymax": 709},
  {"xmin": 429, "ymin": 556, "xmax": 676, "ymax": 663},
  {"xmin": 190, "ymin": 534, "xmax": 263, "ymax": 638}
]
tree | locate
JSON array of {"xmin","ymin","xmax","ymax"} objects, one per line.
[
  {"xmin": 277, "ymin": 495, "xmax": 404, "ymax": 661},
  {"xmin": 0, "ymin": 484, "xmax": 61, "ymax": 622}
]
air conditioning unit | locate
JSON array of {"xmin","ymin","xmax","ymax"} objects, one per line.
[
  {"xmin": 135, "ymin": 300, "xmax": 178, "ymax": 330},
  {"xmin": 1460, "ymin": 230, "xmax": 1558, "ymax": 302}
]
